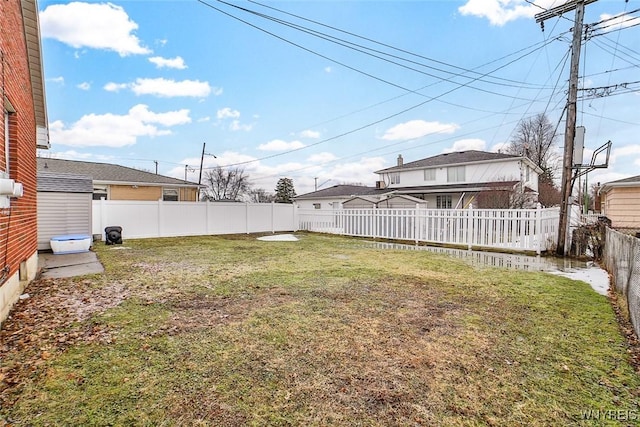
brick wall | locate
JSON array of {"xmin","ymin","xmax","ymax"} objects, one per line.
[{"xmin": 1, "ymin": 0, "xmax": 39, "ymax": 289}]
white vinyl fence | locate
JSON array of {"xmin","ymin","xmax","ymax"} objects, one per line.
[
  {"xmin": 298, "ymin": 205, "xmax": 560, "ymax": 254},
  {"xmin": 92, "ymin": 200, "xmax": 297, "ymax": 240}
]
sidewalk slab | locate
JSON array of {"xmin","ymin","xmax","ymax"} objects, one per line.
[{"xmin": 38, "ymin": 251, "xmax": 104, "ymax": 279}]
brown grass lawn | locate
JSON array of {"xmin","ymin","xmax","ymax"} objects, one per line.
[{"xmin": 1, "ymin": 233, "xmax": 639, "ymax": 426}]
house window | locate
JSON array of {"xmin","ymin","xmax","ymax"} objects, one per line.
[
  {"xmin": 313, "ymin": 203, "xmax": 321, "ymax": 209},
  {"xmin": 424, "ymin": 169, "xmax": 436, "ymax": 181},
  {"xmin": 93, "ymin": 185, "xmax": 108, "ymax": 200},
  {"xmin": 390, "ymin": 173, "xmax": 401, "ymax": 185},
  {"xmin": 163, "ymin": 188, "xmax": 179, "ymax": 201},
  {"xmin": 436, "ymin": 195, "xmax": 452, "ymax": 209},
  {"xmin": 447, "ymin": 166, "xmax": 465, "ymax": 183}
]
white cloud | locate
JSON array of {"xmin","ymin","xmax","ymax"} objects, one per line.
[
  {"xmin": 325, "ymin": 66, "xmax": 332, "ymax": 73},
  {"xmin": 307, "ymin": 152, "xmax": 337, "ymax": 163},
  {"xmin": 381, "ymin": 120, "xmax": 458, "ymax": 141},
  {"xmin": 104, "ymin": 78, "xmax": 212, "ymax": 97},
  {"xmin": 491, "ymin": 142, "xmax": 510, "ymax": 153},
  {"xmin": 40, "ymin": 2, "xmax": 151, "ymax": 56},
  {"xmin": 148, "ymin": 56, "xmax": 187, "ymax": 69},
  {"xmin": 258, "ymin": 139, "xmax": 305, "ymax": 151},
  {"xmin": 217, "ymin": 107, "xmax": 240, "ymax": 120},
  {"xmin": 104, "ymin": 82, "xmax": 128, "ymax": 92},
  {"xmin": 48, "ymin": 76, "xmax": 64, "ymax": 84},
  {"xmin": 300, "ymin": 130, "xmax": 321, "ymax": 139},
  {"xmin": 230, "ymin": 120, "xmax": 253, "ymax": 132},
  {"xmin": 131, "ymin": 78, "xmax": 211, "ymax": 97},
  {"xmin": 610, "ymin": 144, "xmax": 640, "ymax": 165},
  {"xmin": 77, "ymin": 82, "xmax": 90, "ymax": 90},
  {"xmin": 49, "ymin": 104, "xmax": 190, "ymax": 148},
  {"xmin": 443, "ymin": 138, "xmax": 487, "ymax": 153},
  {"xmin": 597, "ymin": 12, "xmax": 640, "ymax": 33},
  {"xmin": 458, "ymin": 0, "xmax": 558, "ymax": 26},
  {"xmin": 197, "ymin": 116, "xmax": 211, "ymax": 123}
]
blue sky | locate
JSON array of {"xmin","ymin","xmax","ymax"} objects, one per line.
[{"xmin": 37, "ymin": 0, "xmax": 640, "ymax": 196}]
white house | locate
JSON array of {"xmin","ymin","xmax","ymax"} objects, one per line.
[
  {"xmin": 295, "ymin": 151, "xmax": 542, "ymax": 210},
  {"xmin": 374, "ymin": 151, "xmax": 541, "ymax": 209}
]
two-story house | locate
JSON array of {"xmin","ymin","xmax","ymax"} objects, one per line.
[
  {"xmin": 295, "ymin": 150, "xmax": 542, "ymax": 209},
  {"xmin": 374, "ymin": 151, "xmax": 541, "ymax": 209}
]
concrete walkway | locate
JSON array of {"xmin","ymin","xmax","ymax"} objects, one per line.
[{"xmin": 38, "ymin": 251, "xmax": 104, "ymax": 279}]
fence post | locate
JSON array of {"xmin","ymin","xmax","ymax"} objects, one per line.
[
  {"xmin": 157, "ymin": 198, "xmax": 163, "ymax": 237},
  {"xmin": 293, "ymin": 202, "xmax": 299, "ymax": 232},
  {"xmin": 245, "ymin": 202, "xmax": 250, "ymax": 234},
  {"xmin": 467, "ymin": 205, "xmax": 473, "ymax": 250},
  {"xmin": 415, "ymin": 204, "xmax": 419, "ymax": 244},
  {"xmin": 536, "ymin": 203, "xmax": 542, "ymax": 255},
  {"xmin": 99, "ymin": 198, "xmax": 107, "ymax": 240},
  {"xmin": 271, "ymin": 201, "xmax": 275, "ymax": 234}
]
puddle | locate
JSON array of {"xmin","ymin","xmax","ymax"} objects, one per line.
[{"xmin": 365, "ymin": 241, "xmax": 609, "ymax": 296}]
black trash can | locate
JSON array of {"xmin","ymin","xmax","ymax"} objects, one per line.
[{"xmin": 105, "ymin": 226, "xmax": 123, "ymax": 245}]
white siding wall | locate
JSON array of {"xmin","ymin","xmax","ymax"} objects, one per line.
[
  {"xmin": 37, "ymin": 192, "xmax": 92, "ymax": 250},
  {"xmin": 383, "ymin": 160, "xmax": 524, "ymax": 188},
  {"xmin": 295, "ymin": 198, "xmax": 349, "ymax": 210}
]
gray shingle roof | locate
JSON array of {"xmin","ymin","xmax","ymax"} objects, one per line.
[
  {"xmin": 37, "ymin": 172, "xmax": 93, "ymax": 193},
  {"xmin": 608, "ymin": 174, "xmax": 640, "ymax": 184},
  {"xmin": 376, "ymin": 150, "xmax": 520, "ymax": 173},
  {"xmin": 295, "ymin": 185, "xmax": 382, "ymax": 200},
  {"xmin": 37, "ymin": 158, "xmax": 200, "ymax": 187}
]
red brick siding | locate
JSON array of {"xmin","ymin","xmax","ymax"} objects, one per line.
[{"xmin": 0, "ymin": 0, "xmax": 40, "ymax": 282}]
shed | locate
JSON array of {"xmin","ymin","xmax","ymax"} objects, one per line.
[
  {"xmin": 342, "ymin": 196, "xmax": 379, "ymax": 209},
  {"xmin": 376, "ymin": 194, "xmax": 428, "ymax": 209},
  {"xmin": 37, "ymin": 172, "xmax": 93, "ymax": 251}
]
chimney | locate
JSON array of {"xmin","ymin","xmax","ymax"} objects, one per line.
[{"xmin": 397, "ymin": 154, "xmax": 403, "ymax": 167}]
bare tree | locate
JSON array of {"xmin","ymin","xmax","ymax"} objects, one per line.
[
  {"xmin": 507, "ymin": 113, "xmax": 559, "ymax": 185},
  {"xmin": 201, "ymin": 166, "xmax": 250, "ymax": 201},
  {"xmin": 248, "ymin": 188, "xmax": 275, "ymax": 203},
  {"xmin": 475, "ymin": 180, "xmax": 530, "ymax": 209},
  {"xmin": 538, "ymin": 180, "xmax": 562, "ymax": 207}
]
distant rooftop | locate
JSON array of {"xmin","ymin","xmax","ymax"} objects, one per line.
[
  {"xmin": 295, "ymin": 184, "xmax": 382, "ymax": 200},
  {"xmin": 37, "ymin": 158, "xmax": 200, "ymax": 187},
  {"xmin": 376, "ymin": 150, "xmax": 520, "ymax": 173}
]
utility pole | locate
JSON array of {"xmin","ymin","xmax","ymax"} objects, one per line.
[
  {"xmin": 153, "ymin": 160, "xmax": 158, "ymax": 174},
  {"xmin": 536, "ymin": 0, "xmax": 593, "ymax": 256},
  {"xmin": 198, "ymin": 142, "xmax": 206, "ymax": 186},
  {"xmin": 314, "ymin": 177, "xmax": 318, "ymax": 191}
]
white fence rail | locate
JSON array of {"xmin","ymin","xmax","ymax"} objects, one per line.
[
  {"xmin": 298, "ymin": 205, "xmax": 560, "ymax": 254},
  {"xmin": 92, "ymin": 200, "xmax": 297, "ymax": 240}
]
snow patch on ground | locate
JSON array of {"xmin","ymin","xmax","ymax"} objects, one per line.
[{"xmin": 257, "ymin": 234, "xmax": 299, "ymax": 242}]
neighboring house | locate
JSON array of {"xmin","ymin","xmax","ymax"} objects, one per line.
[
  {"xmin": 294, "ymin": 185, "xmax": 381, "ymax": 209},
  {"xmin": 37, "ymin": 158, "xmax": 202, "ymax": 201},
  {"xmin": 374, "ymin": 151, "xmax": 541, "ymax": 209},
  {"xmin": 600, "ymin": 175, "xmax": 640, "ymax": 228},
  {"xmin": 1, "ymin": 0, "xmax": 50, "ymax": 323},
  {"xmin": 296, "ymin": 151, "xmax": 542, "ymax": 210}
]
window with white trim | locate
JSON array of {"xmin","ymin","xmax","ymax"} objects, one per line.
[
  {"xmin": 424, "ymin": 168, "xmax": 436, "ymax": 181},
  {"xmin": 436, "ymin": 195, "xmax": 452, "ymax": 209},
  {"xmin": 390, "ymin": 173, "xmax": 401, "ymax": 185},
  {"xmin": 447, "ymin": 166, "xmax": 465, "ymax": 182}
]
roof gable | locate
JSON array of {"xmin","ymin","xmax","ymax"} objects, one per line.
[{"xmin": 37, "ymin": 158, "xmax": 200, "ymax": 187}]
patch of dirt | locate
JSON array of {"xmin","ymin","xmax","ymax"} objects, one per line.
[
  {"xmin": 0, "ymin": 278, "xmax": 128, "ymax": 408},
  {"xmin": 165, "ymin": 287, "xmax": 294, "ymax": 331}
]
